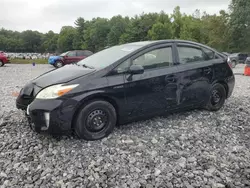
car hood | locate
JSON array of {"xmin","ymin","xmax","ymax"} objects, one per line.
[{"xmin": 32, "ymin": 64, "xmax": 96, "ymax": 88}]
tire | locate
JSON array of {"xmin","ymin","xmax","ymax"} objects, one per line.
[
  {"xmin": 54, "ymin": 61, "xmax": 63, "ymax": 68},
  {"xmin": 231, "ymin": 61, "xmax": 236, "ymax": 68},
  {"xmin": 0, "ymin": 60, "xmax": 4, "ymax": 67},
  {"xmin": 74, "ymin": 100, "xmax": 117, "ymax": 141},
  {"xmin": 205, "ymin": 83, "xmax": 226, "ymax": 111}
]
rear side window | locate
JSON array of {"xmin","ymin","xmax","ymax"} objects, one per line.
[
  {"xmin": 177, "ymin": 46, "xmax": 205, "ymax": 64},
  {"xmin": 67, "ymin": 51, "xmax": 76, "ymax": 57},
  {"xmin": 84, "ymin": 50, "xmax": 94, "ymax": 56},
  {"xmin": 77, "ymin": 50, "xmax": 93, "ymax": 56}
]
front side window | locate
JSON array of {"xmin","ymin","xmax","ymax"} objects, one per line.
[
  {"xmin": 177, "ymin": 46, "xmax": 205, "ymax": 64},
  {"xmin": 67, "ymin": 51, "xmax": 76, "ymax": 57},
  {"xmin": 132, "ymin": 47, "xmax": 173, "ymax": 70},
  {"xmin": 60, "ymin": 52, "xmax": 69, "ymax": 56},
  {"xmin": 202, "ymin": 48, "xmax": 216, "ymax": 60},
  {"xmin": 115, "ymin": 59, "xmax": 131, "ymax": 73}
]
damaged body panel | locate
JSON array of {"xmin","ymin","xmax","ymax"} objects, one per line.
[{"xmin": 16, "ymin": 40, "xmax": 235, "ymax": 140}]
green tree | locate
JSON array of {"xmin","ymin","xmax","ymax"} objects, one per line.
[
  {"xmin": 148, "ymin": 22, "xmax": 172, "ymax": 40},
  {"xmin": 21, "ymin": 30, "xmax": 42, "ymax": 52},
  {"xmin": 83, "ymin": 18, "xmax": 110, "ymax": 52},
  {"xmin": 57, "ymin": 26, "xmax": 77, "ymax": 52},
  {"xmin": 228, "ymin": 0, "xmax": 250, "ymax": 52},
  {"xmin": 171, "ymin": 6, "xmax": 183, "ymax": 39},
  {"xmin": 107, "ymin": 15, "xmax": 129, "ymax": 46}
]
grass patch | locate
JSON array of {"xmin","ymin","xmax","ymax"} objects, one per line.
[{"xmin": 10, "ymin": 58, "xmax": 48, "ymax": 64}]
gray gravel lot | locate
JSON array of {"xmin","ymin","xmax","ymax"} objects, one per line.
[{"xmin": 0, "ymin": 64, "xmax": 250, "ymax": 188}]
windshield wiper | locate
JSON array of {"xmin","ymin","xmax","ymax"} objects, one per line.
[{"xmin": 80, "ymin": 64, "xmax": 95, "ymax": 69}]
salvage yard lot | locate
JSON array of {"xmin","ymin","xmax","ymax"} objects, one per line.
[{"xmin": 0, "ymin": 64, "xmax": 250, "ymax": 187}]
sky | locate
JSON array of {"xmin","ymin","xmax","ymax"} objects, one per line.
[{"xmin": 1, "ymin": 0, "xmax": 231, "ymax": 33}]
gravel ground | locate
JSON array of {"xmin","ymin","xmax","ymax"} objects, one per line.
[{"xmin": 0, "ymin": 64, "xmax": 250, "ymax": 188}]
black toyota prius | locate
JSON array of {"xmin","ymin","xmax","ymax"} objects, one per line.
[{"xmin": 16, "ymin": 40, "xmax": 235, "ymax": 140}]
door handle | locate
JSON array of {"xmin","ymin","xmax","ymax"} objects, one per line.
[{"xmin": 203, "ymin": 67, "xmax": 212, "ymax": 74}]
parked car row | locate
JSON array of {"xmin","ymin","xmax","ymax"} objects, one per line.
[
  {"xmin": 1, "ymin": 52, "xmax": 54, "ymax": 60},
  {"xmin": 221, "ymin": 52, "xmax": 249, "ymax": 68}
]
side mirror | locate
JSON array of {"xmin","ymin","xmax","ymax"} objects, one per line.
[{"xmin": 128, "ymin": 64, "xmax": 144, "ymax": 75}]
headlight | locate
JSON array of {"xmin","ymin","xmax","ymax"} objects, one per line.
[{"xmin": 36, "ymin": 84, "xmax": 79, "ymax": 99}]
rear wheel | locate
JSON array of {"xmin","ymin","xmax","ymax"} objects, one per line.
[
  {"xmin": 0, "ymin": 60, "xmax": 4, "ymax": 67},
  {"xmin": 205, "ymin": 84, "xmax": 226, "ymax": 111},
  {"xmin": 54, "ymin": 61, "xmax": 63, "ymax": 68},
  {"xmin": 74, "ymin": 100, "xmax": 117, "ymax": 141}
]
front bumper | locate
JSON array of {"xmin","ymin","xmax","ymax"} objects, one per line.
[
  {"xmin": 48, "ymin": 60, "xmax": 55, "ymax": 65},
  {"xmin": 25, "ymin": 98, "xmax": 78, "ymax": 135},
  {"xmin": 16, "ymin": 83, "xmax": 78, "ymax": 135}
]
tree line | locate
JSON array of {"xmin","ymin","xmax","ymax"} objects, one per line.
[{"xmin": 0, "ymin": 0, "xmax": 249, "ymax": 54}]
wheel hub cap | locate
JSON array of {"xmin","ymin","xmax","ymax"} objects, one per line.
[
  {"xmin": 211, "ymin": 90, "xmax": 221, "ymax": 105},
  {"xmin": 86, "ymin": 110, "xmax": 108, "ymax": 132}
]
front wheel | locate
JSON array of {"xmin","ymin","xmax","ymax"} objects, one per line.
[
  {"xmin": 74, "ymin": 100, "xmax": 117, "ymax": 141},
  {"xmin": 54, "ymin": 61, "xmax": 63, "ymax": 68},
  {"xmin": 205, "ymin": 84, "xmax": 226, "ymax": 111}
]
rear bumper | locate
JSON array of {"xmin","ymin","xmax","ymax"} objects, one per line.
[{"xmin": 226, "ymin": 75, "xmax": 235, "ymax": 98}]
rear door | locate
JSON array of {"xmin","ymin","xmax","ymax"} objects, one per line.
[
  {"xmin": 64, "ymin": 51, "xmax": 77, "ymax": 64},
  {"xmin": 174, "ymin": 42, "xmax": 218, "ymax": 108}
]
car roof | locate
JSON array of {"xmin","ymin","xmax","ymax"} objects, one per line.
[{"xmin": 121, "ymin": 40, "xmax": 219, "ymax": 52}]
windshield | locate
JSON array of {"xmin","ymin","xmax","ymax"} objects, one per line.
[
  {"xmin": 60, "ymin": 52, "xmax": 68, "ymax": 56},
  {"xmin": 77, "ymin": 44, "xmax": 145, "ymax": 69}
]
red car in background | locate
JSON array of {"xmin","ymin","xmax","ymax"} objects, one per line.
[
  {"xmin": 0, "ymin": 51, "xmax": 10, "ymax": 67},
  {"xmin": 48, "ymin": 50, "xmax": 93, "ymax": 68}
]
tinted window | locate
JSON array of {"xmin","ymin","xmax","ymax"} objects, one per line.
[
  {"xmin": 77, "ymin": 50, "xmax": 93, "ymax": 56},
  {"xmin": 76, "ymin": 51, "xmax": 85, "ymax": 56},
  {"xmin": 202, "ymin": 48, "xmax": 216, "ymax": 60},
  {"xmin": 177, "ymin": 46, "xmax": 205, "ymax": 64},
  {"xmin": 67, "ymin": 51, "xmax": 76, "ymax": 57},
  {"xmin": 115, "ymin": 59, "xmax": 131, "ymax": 73},
  {"xmin": 84, "ymin": 50, "xmax": 93, "ymax": 56},
  {"xmin": 132, "ymin": 47, "xmax": 173, "ymax": 70}
]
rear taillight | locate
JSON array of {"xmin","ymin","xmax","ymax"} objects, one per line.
[{"xmin": 227, "ymin": 57, "xmax": 232, "ymax": 69}]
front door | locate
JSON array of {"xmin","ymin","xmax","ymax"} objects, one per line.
[{"xmin": 120, "ymin": 44, "xmax": 180, "ymax": 118}]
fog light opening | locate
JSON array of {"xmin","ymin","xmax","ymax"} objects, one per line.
[{"xmin": 43, "ymin": 112, "xmax": 50, "ymax": 130}]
